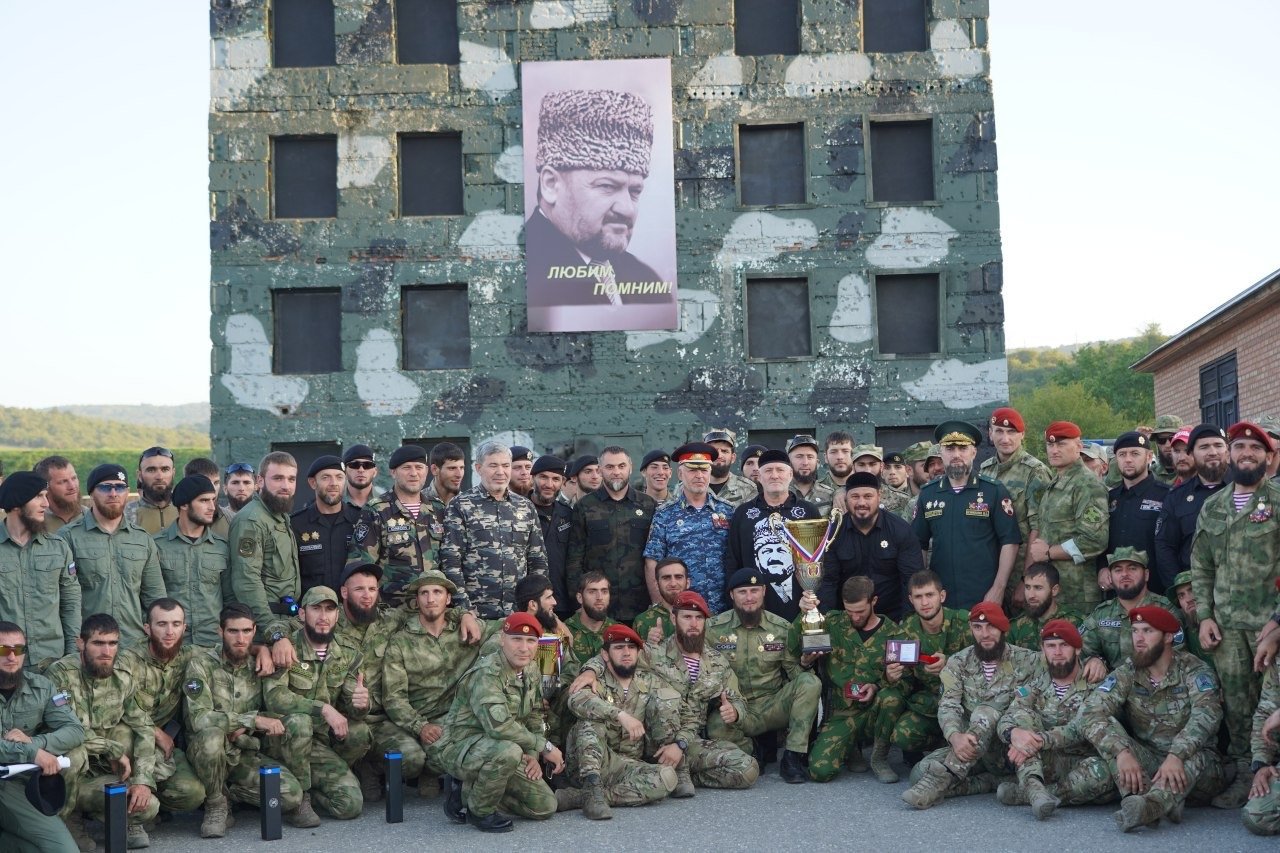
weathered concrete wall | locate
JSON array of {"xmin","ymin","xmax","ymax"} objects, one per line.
[{"xmin": 210, "ymin": 0, "xmax": 1008, "ymax": 463}]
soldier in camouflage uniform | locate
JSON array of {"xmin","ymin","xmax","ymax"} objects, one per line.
[
  {"xmin": 880, "ymin": 451, "xmax": 914, "ymax": 518},
  {"xmin": 1170, "ymin": 570, "xmax": 1213, "ymax": 667},
  {"xmin": 439, "ymin": 442, "xmax": 549, "ymax": 621},
  {"xmin": 558, "ymin": 624, "xmax": 681, "ymax": 819},
  {"xmin": 793, "ymin": 576, "xmax": 901, "ymax": 783},
  {"xmin": 565, "ymin": 447, "xmax": 656, "ymax": 622},
  {"xmin": 0, "ymin": 472, "xmax": 81, "ymax": 669},
  {"xmin": 1081, "ymin": 606, "xmax": 1226, "ymax": 831},
  {"xmin": 1191, "ymin": 420, "xmax": 1280, "ymax": 808},
  {"xmin": 701, "ymin": 428, "xmax": 759, "ymax": 508},
  {"xmin": 564, "ymin": 572, "xmax": 618, "ymax": 666},
  {"xmin": 1006, "ymin": 562, "xmax": 1084, "ymax": 650},
  {"xmin": 786, "ymin": 435, "xmax": 836, "ymax": 517},
  {"xmin": 1080, "ymin": 548, "xmax": 1185, "ymax": 680},
  {"xmin": 1148, "ymin": 415, "xmax": 1184, "ymax": 486},
  {"xmin": 633, "ymin": 558, "xmax": 687, "ymax": 645},
  {"xmin": 262, "ymin": 586, "xmax": 370, "ymax": 821},
  {"xmin": 1244, "ymin": 646, "xmax": 1280, "ymax": 835},
  {"xmin": 996, "ymin": 619, "xmax": 1115, "ymax": 820},
  {"xmin": 154, "ymin": 475, "xmax": 230, "ymax": 647},
  {"xmin": 116, "ymin": 600, "xmax": 207, "ymax": 823},
  {"xmin": 351, "ymin": 445, "xmax": 442, "ymax": 603},
  {"xmin": 48, "ymin": 614, "xmax": 159, "ymax": 850},
  {"xmin": 428, "ymin": 612, "xmax": 563, "ymax": 833},
  {"xmin": 183, "ymin": 603, "xmax": 312, "ymax": 837},
  {"xmin": 980, "ymin": 407, "xmax": 1053, "ymax": 606},
  {"xmin": 1027, "ymin": 421, "xmax": 1109, "ymax": 613},
  {"xmin": 58, "ymin": 464, "xmax": 166, "ymax": 647},
  {"xmin": 705, "ymin": 570, "xmax": 820, "ymax": 783},
  {"xmin": 902, "ymin": 602, "xmax": 1039, "ymax": 809},
  {"xmin": 123, "ymin": 447, "xmax": 178, "ymax": 535}
]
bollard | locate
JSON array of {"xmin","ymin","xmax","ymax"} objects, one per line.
[
  {"xmin": 385, "ymin": 751, "xmax": 403, "ymax": 823},
  {"xmin": 103, "ymin": 782, "xmax": 127, "ymax": 853},
  {"xmin": 259, "ymin": 765, "xmax": 282, "ymax": 840}
]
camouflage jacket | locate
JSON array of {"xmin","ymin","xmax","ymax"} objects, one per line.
[
  {"xmin": 182, "ymin": 646, "xmax": 270, "ymax": 743},
  {"xmin": 154, "ymin": 522, "xmax": 230, "ymax": 647},
  {"xmin": 1033, "ymin": 459, "xmax": 1110, "ymax": 611},
  {"xmin": 117, "ymin": 643, "xmax": 205, "ymax": 786},
  {"xmin": 937, "ymin": 643, "xmax": 1041, "ymax": 741},
  {"xmin": 790, "ymin": 480, "xmax": 836, "ymax": 517},
  {"xmin": 263, "ymin": 629, "xmax": 366, "ymax": 725},
  {"xmin": 1082, "ymin": 650, "xmax": 1221, "ymax": 759},
  {"xmin": 47, "ymin": 654, "xmax": 156, "ymax": 786},
  {"xmin": 333, "ymin": 605, "xmax": 408, "ymax": 721},
  {"xmin": 788, "ymin": 611, "xmax": 899, "ymax": 710},
  {"xmin": 381, "ymin": 610, "xmax": 488, "ymax": 735},
  {"xmin": 57, "ymin": 512, "xmax": 166, "ymax": 647},
  {"xmin": 565, "ymin": 487, "xmax": 656, "ymax": 621},
  {"xmin": 879, "ymin": 483, "xmax": 912, "ymax": 518},
  {"xmin": 566, "ymin": 665, "xmax": 672, "ymax": 760},
  {"xmin": 0, "ymin": 668, "xmax": 84, "ymax": 764},
  {"xmin": 633, "ymin": 604, "xmax": 674, "ymax": 644},
  {"xmin": 227, "ymin": 496, "xmax": 300, "ymax": 643},
  {"xmin": 352, "ymin": 489, "xmax": 443, "ymax": 601},
  {"xmin": 1190, "ymin": 479, "xmax": 1280, "ymax": 630},
  {"xmin": 980, "ymin": 447, "xmax": 1053, "ymax": 568},
  {"xmin": 890, "ymin": 608, "xmax": 974, "ymax": 712},
  {"xmin": 1252, "ymin": 655, "xmax": 1280, "ymax": 765},
  {"xmin": 1007, "ymin": 606, "xmax": 1085, "ymax": 652},
  {"xmin": 1081, "ymin": 591, "xmax": 1184, "ymax": 670},
  {"xmin": 706, "ymin": 608, "xmax": 800, "ymax": 701},
  {"xmin": 645, "ymin": 636, "xmax": 746, "ymax": 746},
  {"xmin": 0, "ymin": 525, "xmax": 80, "ymax": 666},
  {"xmin": 564, "ymin": 612, "xmax": 617, "ymax": 668},
  {"xmin": 997, "ymin": 666, "xmax": 1093, "ymax": 754},
  {"xmin": 439, "ymin": 486, "xmax": 549, "ymax": 619},
  {"xmin": 124, "ymin": 497, "xmax": 178, "ymax": 536},
  {"xmin": 643, "ymin": 493, "xmax": 734, "ymax": 614},
  {"xmin": 430, "ymin": 651, "xmax": 546, "ymax": 764}
]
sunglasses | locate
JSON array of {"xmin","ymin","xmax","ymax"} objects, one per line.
[
  {"xmin": 94, "ymin": 483, "xmax": 129, "ymax": 494},
  {"xmin": 0, "ymin": 644, "xmax": 27, "ymax": 657},
  {"xmin": 140, "ymin": 448, "xmax": 175, "ymax": 461},
  {"xmin": 224, "ymin": 463, "xmax": 255, "ymax": 475},
  {"xmin": 346, "ymin": 461, "xmax": 377, "ymax": 470}
]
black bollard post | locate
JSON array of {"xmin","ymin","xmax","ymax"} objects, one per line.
[
  {"xmin": 103, "ymin": 782, "xmax": 127, "ymax": 853},
  {"xmin": 385, "ymin": 751, "xmax": 403, "ymax": 823},
  {"xmin": 259, "ymin": 765, "xmax": 282, "ymax": 840}
]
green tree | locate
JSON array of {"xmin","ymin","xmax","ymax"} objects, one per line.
[
  {"xmin": 1012, "ymin": 382, "xmax": 1132, "ymax": 461},
  {"xmin": 1052, "ymin": 325, "xmax": 1167, "ymax": 425}
]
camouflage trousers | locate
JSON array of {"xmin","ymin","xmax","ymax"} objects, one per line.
[
  {"xmin": 1244, "ymin": 775, "xmax": 1280, "ymax": 836},
  {"xmin": 289, "ymin": 716, "xmax": 371, "ymax": 820},
  {"xmin": 152, "ymin": 747, "xmax": 207, "ymax": 812},
  {"xmin": 186, "ymin": 722, "xmax": 305, "ymax": 813},
  {"xmin": 889, "ymin": 690, "xmax": 944, "ymax": 753},
  {"xmin": 1016, "ymin": 750, "xmax": 1116, "ymax": 805},
  {"xmin": 434, "ymin": 737, "xmax": 557, "ymax": 820},
  {"xmin": 371, "ymin": 719, "xmax": 444, "ymax": 782},
  {"xmin": 911, "ymin": 704, "xmax": 1008, "ymax": 786},
  {"xmin": 61, "ymin": 749, "xmax": 160, "ymax": 826},
  {"xmin": 809, "ymin": 689, "xmax": 906, "ymax": 783},
  {"xmin": 1108, "ymin": 740, "xmax": 1225, "ymax": 810},
  {"xmin": 707, "ymin": 672, "xmax": 821, "ymax": 754},
  {"xmin": 1210, "ymin": 628, "xmax": 1261, "ymax": 765},
  {"xmin": 565, "ymin": 721, "xmax": 676, "ymax": 806},
  {"xmin": 683, "ymin": 739, "xmax": 758, "ymax": 789}
]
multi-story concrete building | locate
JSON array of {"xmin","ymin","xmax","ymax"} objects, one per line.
[{"xmin": 209, "ymin": 0, "xmax": 1008, "ymax": 479}]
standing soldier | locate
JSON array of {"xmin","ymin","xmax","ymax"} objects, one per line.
[
  {"xmin": 639, "ymin": 450, "xmax": 672, "ymax": 505},
  {"xmin": 1080, "ymin": 548, "xmax": 1184, "ymax": 680},
  {"xmin": 1148, "ymin": 415, "xmax": 1184, "ymax": 485},
  {"xmin": 979, "ymin": 407, "xmax": 1053, "ymax": 608},
  {"xmin": 633, "ymin": 559, "xmax": 689, "ymax": 645},
  {"xmin": 1027, "ymin": 421, "xmax": 1110, "ymax": 614},
  {"xmin": 1081, "ymin": 606, "xmax": 1225, "ymax": 831},
  {"xmin": 292, "ymin": 456, "xmax": 361, "ymax": 593},
  {"xmin": 222, "ymin": 462, "xmax": 256, "ymax": 514},
  {"xmin": 352, "ymin": 445, "xmax": 441, "ymax": 602},
  {"xmin": 817, "ymin": 431, "xmax": 855, "ymax": 493},
  {"xmin": 429, "ymin": 612, "xmax": 563, "ymax": 833},
  {"xmin": 702, "ymin": 429, "xmax": 758, "ymax": 507},
  {"xmin": 1244, "ymin": 637, "xmax": 1280, "ymax": 835},
  {"xmin": 0, "ymin": 472, "xmax": 81, "ymax": 668},
  {"xmin": 1155, "ymin": 424, "xmax": 1230, "ymax": 580},
  {"xmin": 58, "ymin": 464, "xmax": 166, "ymax": 647},
  {"xmin": 340, "ymin": 446, "xmax": 378, "ymax": 509},
  {"xmin": 1107, "ymin": 431, "xmax": 1171, "ymax": 592},
  {"xmin": 154, "ymin": 475, "xmax": 230, "ymax": 647},
  {"xmin": 786, "ymin": 435, "xmax": 835, "ymax": 517},
  {"xmin": 183, "ymin": 603, "xmax": 312, "ymax": 837},
  {"xmin": 558, "ymin": 624, "xmax": 681, "ymax": 819},
  {"xmin": 1006, "ymin": 562, "xmax": 1084, "ymax": 650},
  {"xmin": 426, "ymin": 443, "xmax": 467, "ymax": 526},
  {"xmin": 35, "ymin": 456, "xmax": 84, "ymax": 535},
  {"xmin": 125, "ymin": 447, "xmax": 178, "ymax": 535},
  {"xmin": 529, "ymin": 456, "xmax": 573, "ymax": 619}
]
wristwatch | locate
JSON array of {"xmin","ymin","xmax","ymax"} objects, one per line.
[
  {"xmin": 270, "ymin": 631, "xmax": 285, "ymax": 643},
  {"xmin": 542, "ymin": 740, "xmax": 554, "ymax": 755},
  {"xmin": 676, "ymin": 739, "xmax": 688, "ymax": 752},
  {"xmin": 1252, "ymin": 760, "xmax": 1266, "ymax": 774}
]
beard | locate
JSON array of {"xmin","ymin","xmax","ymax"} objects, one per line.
[
  {"xmin": 676, "ymin": 629, "xmax": 704, "ymax": 654},
  {"xmin": 1115, "ymin": 580, "xmax": 1147, "ymax": 601},
  {"xmin": 733, "ymin": 604, "xmax": 761, "ymax": 628},
  {"xmin": 1198, "ymin": 459, "xmax": 1228, "ymax": 482},
  {"xmin": 317, "ymin": 490, "xmax": 343, "ymax": 508},
  {"xmin": 0, "ymin": 669, "xmax": 22, "ymax": 691},
  {"xmin": 224, "ymin": 645, "xmax": 250, "ymax": 666},
  {"xmin": 974, "ymin": 638, "xmax": 1006, "ymax": 663},
  {"xmin": 1231, "ymin": 462, "xmax": 1266, "ymax": 487},
  {"xmin": 94, "ymin": 501, "xmax": 123, "ymax": 521},
  {"xmin": 611, "ymin": 661, "xmax": 637, "ymax": 679},
  {"xmin": 946, "ymin": 462, "xmax": 970, "ymax": 482},
  {"xmin": 84, "ymin": 657, "xmax": 114, "ymax": 679},
  {"xmin": 1132, "ymin": 638, "xmax": 1167, "ymax": 669},
  {"xmin": 1047, "ymin": 656, "xmax": 1077, "ymax": 680},
  {"xmin": 303, "ymin": 624, "xmax": 333, "ymax": 645},
  {"xmin": 346, "ymin": 600, "xmax": 379, "ymax": 626},
  {"xmin": 582, "ymin": 602, "xmax": 609, "ymax": 623},
  {"xmin": 18, "ymin": 509, "xmax": 47, "ymax": 538},
  {"xmin": 710, "ymin": 463, "xmax": 730, "ymax": 479},
  {"xmin": 149, "ymin": 636, "xmax": 183, "ymax": 663},
  {"xmin": 228, "ymin": 493, "xmax": 252, "ymax": 512},
  {"xmin": 793, "ymin": 471, "xmax": 816, "ymax": 487},
  {"xmin": 142, "ymin": 482, "xmax": 173, "ymax": 505},
  {"xmin": 49, "ymin": 493, "xmax": 79, "ymax": 515},
  {"xmin": 605, "ymin": 477, "xmax": 628, "ymax": 493},
  {"xmin": 1024, "ymin": 597, "xmax": 1052, "ymax": 620},
  {"xmin": 536, "ymin": 607, "xmax": 558, "ymax": 632},
  {"xmin": 260, "ymin": 489, "xmax": 294, "ymax": 515}
]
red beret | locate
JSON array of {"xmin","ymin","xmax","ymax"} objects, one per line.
[
  {"xmin": 673, "ymin": 591, "xmax": 711, "ymax": 618},
  {"xmin": 1040, "ymin": 619, "xmax": 1082, "ymax": 649},
  {"xmin": 989, "ymin": 407, "xmax": 1025, "ymax": 432},
  {"xmin": 968, "ymin": 602, "xmax": 1009, "ymax": 633},
  {"xmin": 1127, "ymin": 606, "xmax": 1180, "ymax": 634},
  {"xmin": 1228, "ymin": 421, "xmax": 1276, "ymax": 453},
  {"xmin": 1045, "ymin": 421, "xmax": 1082, "ymax": 442},
  {"xmin": 602, "ymin": 624, "xmax": 644, "ymax": 647},
  {"xmin": 502, "ymin": 612, "xmax": 542, "ymax": 636}
]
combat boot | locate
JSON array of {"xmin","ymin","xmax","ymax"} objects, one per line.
[
  {"xmin": 64, "ymin": 813, "xmax": 95, "ymax": 852},
  {"xmin": 443, "ymin": 774, "xmax": 466, "ymax": 824},
  {"xmin": 200, "ymin": 794, "xmax": 231, "ymax": 839},
  {"xmin": 901, "ymin": 760, "xmax": 953, "ymax": 810},
  {"xmin": 417, "ymin": 772, "xmax": 440, "ymax": 799},
  {"xmin": 780, "ymin": 749, "xmax": 808, "ymax": 784},
  {"xmin": 672, "ymin": 762, "xmax": 695, "ymax": 799},
  {"xmin": 126, "ymin": 822, "xmax": 150, "ymax": 849},
  {"xmin": 870, "ymin": 739, "xmax": 899, "ymax": 783},
  {"xmin": 555, "ymin": 786, "xmax": 588, "ymax": 811},
  {"xmin": 845, "ymin": 743, "xmax": 869, "ymax": 773},
  {"xmin": 944, "ymin": 772, "xmax": 997, "ymax": 797},
  {"xmin": 1024, "ymin": 776, "xmax": 1059, "ymax": 821},
  {"xmin": 996, "ymin": 780, "xmax": 1028, "ymax": 806},
  {"xmin": 1113, "ymin": 793, "xmax": 1163, "ymax": 832},
  {"xmin": 356, "ymin": 761, "xmax": 383, "ymax": 803},
  {"xmin": 285, "ymin": 792, "xmax": 322, "ymax": 828},
  {"xmin": 582, "ymin": 773, "xmax": 612, "ymax": 820},
  {"xmin": 1211, "ymin": 760, "xmax": 1251, "ymax": 809}
]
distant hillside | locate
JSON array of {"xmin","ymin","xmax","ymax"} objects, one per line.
[
  {"xmin": 47, "ymin": 403, "xmax": 209, "ymax": 431},
  {"xmin": 0, "ymin": 406, "xmax": 209, "ymax": 450}
]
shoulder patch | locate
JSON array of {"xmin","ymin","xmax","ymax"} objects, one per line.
[
  {"xmin": 1194, "ymin": 672, "xmax": 1216, "ymax": 693},
  {"xmin": 183, "ymin": 679, "xmax": 203, "ymax": 698},
  {"xmin": 1097, "ymin": 674, "xmax": 1117, "ymax": 693},
  {"xmin": 487, "ymin": 703, "xmax": 509, "ymax": 724},
  {"xmin": 353, "ymin": 521, "xmax": 371, "ymax": 545},
  {"xmin": 237, "ymin": 537, "xmax": 256, "ymax": 557},
  {"xmin": 1016, "ymin": 685, "xmax": 1030, "ymax": 698},
  {"xmin": 1081, "ymin": 506, "xmax": 1104, "ymax": 525},
  {"xmin": 51, "ymin": 691, "xmax": 69, "ymax": 707},
  {"xmin": 67, "ymin": 561, "xmax": 76, "ymax": 577}
]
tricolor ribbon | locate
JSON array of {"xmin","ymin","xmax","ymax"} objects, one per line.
[{"xmin": 777, "ymin": 516, "xmax": 841, "ymax": 564}]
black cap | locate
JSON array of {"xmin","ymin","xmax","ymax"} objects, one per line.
[
  {"xmin": 87, "ymin": 464, "xmax": 129, "ymax": 493},
  {"xmin": 0, "ymin": 471, "xmax": 46, "ymax": 511},
  {"xmin": 739, "ymin": 445, "xmax": 766, "ymax": 470},
  {"xmin": 510, "ymin": 446, "xmax": 534, "ymax": 463},
  {"xmin": 785, "ymin": 434, "xmax": 819, "ymax": 453},
  {"xmin": 532, "ymin": 455, "xmax": 567, "ymax": 477},
  {"xmin": 727, "ymin": 567, "xmax": 767, "ymax": 591},
  {"xmin": 757, "ymin": 449, "xmax": 791, "ymax": 468},
  {"xmin": 884, "ymin": 451, "xmax": 906, "ymax": 466},
  {"xmin": 306, "ymin": 455, "xmax": 344, "ymax": 478},
  {"xmin": 846, "ymin": 472, "xmax": 880, "ymax": 491},
  {"xmin": 342, "ymin": 444, "xmax": 375, "ymax": 464},
  {"xmin": 640, "ymin": 449, "xmax": 671, "ymax": 470},
  {"xmin": 389, "ymin": 445, "xmax": 428, "ymax": 469},
  {"xmin": 339, "ymin": 559, "xmax": 383, "ymax": 587},
  {"xmin": 1187, "ymin": 424, "xmax": 1227, "ymax": 451},
  {"xmin": 172, "ymin": 475, "xmax": 216, "ymax": 508},
  {"xmin": 25, "ymin": 770, "xmax": 65, "ymax": 816},
  {"xmin": 567, "ymin": 455, "xmax": 599, "ymax": 479},
  {"xmin": 1112, "ymin": 431, "xmax": 1149, "ymax": 452}
]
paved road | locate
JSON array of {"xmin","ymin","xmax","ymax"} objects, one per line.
[{"xmin": 119, "ymin": 761, "xmax": 1270, "ymax": 853}]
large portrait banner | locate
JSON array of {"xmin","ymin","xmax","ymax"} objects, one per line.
[{"xmin": 522, "ymin": 58, "xmax": 678, "ymax": 333}]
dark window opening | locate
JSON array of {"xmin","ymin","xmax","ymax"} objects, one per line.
[
  {"xmin": 395, "ymin": 0, "xmax": 461, "ymax": 65},
  {"xmin": 272, "ymin": 0, "xmax": 336, "ymax": 68},
  {"xmin": 273, "ymin": 136, "xmax": 338, "ymax": 219},
  {"xmin": 402, "ymin": 285, "xmax": 470, "ymax": 370},
  {"xmin": 400, "ymin": 133, "xmax": 464, "ymax": 216},
  {"xmin": 734, "ymin": 0, "xmax": 799, "ymax": 56},
  {"xmin": 876, "ymin": 274, "xmax": 940, "ymax": 355},
  {"xmin": 739, "ymin": 124, "xmax": 806, "ymax": 207},
  {"xmin": 869, "ymin": 120, "xmax": 933, "ymax": 202},
  {"xmin": 273, "ymin": 289, "xmax": 341, "ymax": 374},
  {"xmin": 863, "ymin": 0, "xmax": 929, "ymax": 53},
  {"xmin": 747, "ymin": 278, "xmax": 811, "ymax": 359}
]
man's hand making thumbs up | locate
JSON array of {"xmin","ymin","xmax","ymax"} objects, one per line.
[
  {"xmin": 718, "ymin": 690, "xmax": 738, "ymax": 725},
  {"xmin": 351, "ymin": 672, "xmax": 370, "ymax": 711}
]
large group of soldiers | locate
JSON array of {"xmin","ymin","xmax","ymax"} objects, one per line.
[{"xmin": 0, "ymin": 406, "xmax": 1277, "ymax": 850}]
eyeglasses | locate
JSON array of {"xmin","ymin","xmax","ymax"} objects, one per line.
[
  {"xmin": 224, "ymin": 463, "xmax": 254, "ymax": 475},
  {"xmin": 345, "ymin": 461, "xmax": 376, "ymax": 470},
  {"xmin": 0, "ymin": 644, "xmax": 27, "ymax": 657},
  {"xmin": 94, "ymin": 483, "xmax": 129, "ymax": 494},
  {"xmin": 140, "ymin": 447, "xmax": 174, "ymax": 461}
]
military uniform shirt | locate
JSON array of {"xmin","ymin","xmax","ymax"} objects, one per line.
[
  {"xmin": 183, "ymin": 646, "xmax": 270, "ymax": 738},
  {"xmin": 0, "ymin": 669, "xmax": 84, "ymax": 764},
  {"xmin": 291, "ymin": 500, "xmax": 361, "ymax": 593},
  {"xmin": 644, "ymin": 493, "xmax": 734, "ymax": 614},
  {"xmin": 937, "ymin": 643, "xmax": 1040, "ymax": 741},
  {"xmin": 818, "ymin": 508, "xmax": 924, "ymax": 619},
  {"xmin": 154, "ymin": 521, "xmax": 230, "ymax": 648},
  {"xmin": 47, "ymin": 654, "xmax": 156, "ymax": 786},
  {"xmin": 124, "ymin": 498, "xmax": 178, "ymax": 536},
  {"xmin": 979, "ymin": 447, "xmax": 1052, "ymax": 568},
  {"xmin": 381, "ymin": 610, "xmax": 487, "ymax": 736},
  {"xmin": 57, "ymin": 512, "xmax": 166, "ymax": 646},
  {"xmin": 534, "ymin": 499, "xmax": 574, "ymax": 618},
  {"xmin": 1107, "ymin": 475, "xmax": 1171, "ymax": 592},
  {"xmin": 705, "ymin": 609, "xmax": 800, "ymax": 701},
  {"xmin": 1081, "ymin": 591, "xmax": 1185, "ymax": 670},
  {"xmin": 565, "ymin": 486, "xmax": 656, "ymax": 622},
  {"xmin": 1155, "ymin": 476, "xmax": 1227, "ymax": 579},
  {"xmin": 1032, "ymin": 459, "xmax": 1110, "ymax": 612},
  {"xmin": 227, "ymin": 495, "xmax": 300, "ymax": 644},
  {"xmin": 911, "ymin": 473, "xmax": 1021, "ymax": 610},
  {"xmin": 439, "ymin": 486, "xmax": 549, "ymax": 620},
  {"xmin": 1191, "ymin": 479, "xmax": 1280, "ymax": 630},
  {"xmin": 352, "ymin": 489, "xmax": 442, "ymax": 602},
  {"xmin": 0, "ymin": 525, "xmax": 80, "ymax": 666}
]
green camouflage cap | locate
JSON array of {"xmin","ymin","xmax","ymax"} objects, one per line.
[
  {"xmin": 1171, "ymin": 570, "xmax": 1192, "ymax": 589},
  {"xmin": 299, "ymin": 586, "xmax": 339, "ymax": 608},
  {"xmin": 404, "ymin": 570, "xmax": 458, "ymax": 595},
  {"xmin": 1080, "ymin": 442, "xmax": 1109, "ymax": 461},
  {"xmin": 902, "ymin": 441, "xmax": 933, "ymax": 464},
  {"xmin": 851, "ymin": 443, "xmax": 883, "ymax": 461},
  {"xmin": 702, "ymin": 427, "xmax": 737, "ymax": 447},
  {"xmin": 1254, "ymin": 417, "xmax": 1280, "ymax": 441},
  {"xmin": 1150, "ymin": 414, "xmax": 1184, "ymax": 435},
  {"xmin": 1106, "ymin": 547, "xmax": 1148, "ymax": 568}
]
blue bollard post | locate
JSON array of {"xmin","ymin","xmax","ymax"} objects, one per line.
[{"xmin": 259, "ymin": 765, "xmax": 282, "ymax": 840}]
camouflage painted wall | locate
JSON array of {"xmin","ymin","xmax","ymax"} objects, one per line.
[{"xmin": 209, "ymin": 0, "xmax": 1008, "ymax": 465}]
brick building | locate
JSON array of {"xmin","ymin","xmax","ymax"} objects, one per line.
[
  {"xmin": 209, "ymin": 0, "xmax": 1009, "ymax": 479},
  {"xmin": 1133, "ymin": 267, "xmax": 1280, "ymax": 427}
]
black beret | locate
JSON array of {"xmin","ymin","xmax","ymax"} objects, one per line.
[
  {"xmin": 307, "ymin": 455, "xmax": 344, "ymax": 478},
  {"xmin": 532, "ymin": 455, "xmax": 567, "ymax": 477},
  {"xmin": 727, "ymin": 567, "xmax": 767, "ymax": 591},
  {"xmin": 339, "ymin": 559, "xmax": 383, "ymax": 587},
  {"xmin": 640, "ymin": 449, "xmax": 671, "ymax": 470},
  {"xmin": 1112, "ymin": 431, "xmax": 1149, "ymax": 452},
  {"xmin": 739, "ymin": 445, "xmax": 766, "ymax": 469},
  {"xmin": 87, "ymin": 464, "xmax": 129, "ymax": 493},
  {"xmin": 24, "ymin": 769, "xmax": 65, "ymax": 816},
  {"xmin": 172, "ymin": 475, "xmax": 216, "ymax": 508},
  {"xmin": 0, "ymin": 471, "xmax": 47, "ymax": 511},
  {"xmin": 567, "ymin": 455, "xmax": 599, "ymax": 479},
  {"xmin": 756, "ymin": 449, "xmax": 791, "ymax": 468},
  {"xmin": 1187, "ymin": 424, "xmax": 1227, "ymax": 451},
  {"xmin": 510, "ymin": 446, "xmax": 534, "ymax": 463},
  {"xmin": 884, "ymin": 451, "xmax": 906, "ymax": 466},
  {"xmin": 389, "ymin": 445, "xmax": 428, "ymax": 469},
  {"xmin": 845, "ymin": 472, "xmax": 881, "ymax": 491},
  {"xmin": 342, "ymin": 444, "xmax": 375, "ymax": 464}
]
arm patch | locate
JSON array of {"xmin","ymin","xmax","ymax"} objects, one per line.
[
  {"xmin": 1097, "ymin": 674, "xmax": 1117, "ymax": 693},
  {"xmin": 237, "ymin": 538, "xmax": 257, "ymax": 557}
]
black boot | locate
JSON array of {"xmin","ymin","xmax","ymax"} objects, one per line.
[
  {"xmin": 442, "ymin": 774, "xmax": 466, "ymax": 824},
  {"xmin": 780, "ymin": 749, "xmax": 808, "ymax": 784},
  {"xmin": 467, "ymin": 810, "xmax": 514, "ymax": 833}
]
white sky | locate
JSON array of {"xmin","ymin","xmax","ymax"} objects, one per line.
[{"xmin": 0, "ymin": 1, "xmax": 1275, "ymax": 407}]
